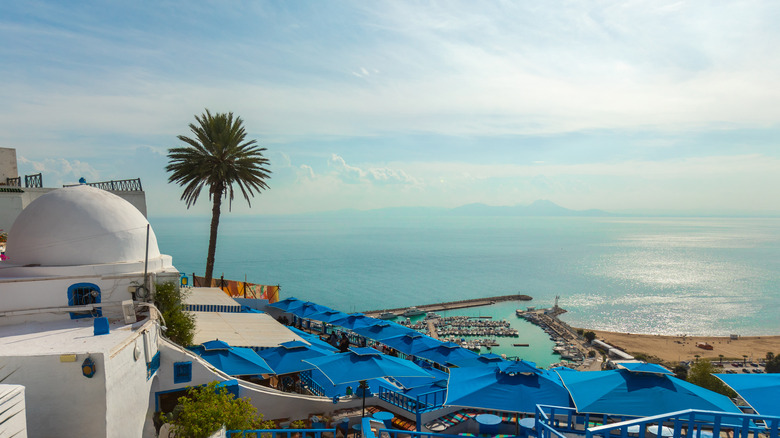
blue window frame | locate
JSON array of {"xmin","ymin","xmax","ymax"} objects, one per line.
[
  {"xmin": 173, "ymin": 362, "xmax": 192, "ymax": 384},
  {"xmin": 67, "ymin": 283, "xmax": 102, "ymax": 319}
]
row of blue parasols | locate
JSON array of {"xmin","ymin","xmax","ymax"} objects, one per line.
[{"xmin": 191, "ymin": 297, "xmax": 777, "ymax": 420}]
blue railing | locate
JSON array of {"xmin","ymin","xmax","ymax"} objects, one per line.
[
  {"xmin": 586, "ymin": 409, "xmax": 779, "ymax": 438},
  {"xmin": 63, "ymin": 177, "xmax": 142, "ymax": 191},
  {"xmin": 299, "ymin": 370, "xmax": 326, "ymax": 397},
  {"xmin": 536, "ymin": 404, "xmax": 633, "ymax": 438},
  {"xmin": 535, "ymin": 405, "xmax": 780, "ymax": 438},
  {"xmin": 377, "ymin": 387, "xmax": 445, "ymax": 414},
  {"xmin": 378, "ymin": 386, "xmax": 446, "ymax": 432},
  {"xmin": 227, "ymin": 428, "xmax": 335, "ymax": 438}
]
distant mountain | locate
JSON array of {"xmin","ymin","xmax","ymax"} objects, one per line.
[
  {"xmin": 308, "ymin": 200, "xmax": 618, "ymax": 218},
  {"xmin": 449, "ymin": 200, "xmax": 617, "ymax": 217}
]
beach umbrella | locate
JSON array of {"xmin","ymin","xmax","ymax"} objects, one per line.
[
  {"xmin": 330, "ymin": 313, "xmax": 379, "ymax": 330},
  {"xmin": 445, "ymin": 362, "xmax": 571, "ymax": 414},
  {"xmin": 416, "ymin": 342, "xmax": 482, "ymax": 367},
  {"xmin": 288, "ymin": 301, "xmax": 332, "ymax": 319},
  {"xmin": 380, "ymin": 332, "xmax": 443, "ymax": 356},
  {"xmin": 256, "ymin": 340, "xmax": 333, "ymax": 375},
  {"xmin": 306, "ymin": 309, "xmax": 350, "ymax": 324},
  {"xmin": 192, "ymin": 341, "xmax": 274, "ymax": 376},
  {"xmin": 557, "ymin": 369, "xmax": 741, "ymax": 417},
  {"xmin": 714, "ymin": 373, "xmax": 780, "ymax": 417},
  {"xmin": 304, "ymin": 347, "xmax": 434, "ymax": 418},
  {"xmin": 351, "ymin": 320, "xmax": 418, "ymax": 341},
  {"xmin": 268, "ymin": 297, "xmax": 304, "ymax": 313}
]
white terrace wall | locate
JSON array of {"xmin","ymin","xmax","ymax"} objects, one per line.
[
  {"xmin": 0, "ymin": 353, "xmax": 109, "ymax": 437},
  {"xmin": 105, "ymin": 324, "xmax": 159, "ymax": 437},
  {"xmin": 155, "ymin": 340, "xmax": 363, "ymax": 424}
]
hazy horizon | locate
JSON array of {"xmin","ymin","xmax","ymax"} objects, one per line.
[{"xmin": 3, "ymin": 1, "xmax": 780, "ymax": 217}]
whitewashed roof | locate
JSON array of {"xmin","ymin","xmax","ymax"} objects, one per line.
[
  {"xmin": 6, "ymin": 185, "xmax": 160, "ymax": 266},
  {"xmin": 191, "ymin": 311, "xmax": 304, "ymax": 348},
  {"xmin": 184, "ymin": 287, "xmax": 241, "ymax": 312},
  {"xmin": 0, "ymin": 318, "xmax": 149, "ymax": 356}
]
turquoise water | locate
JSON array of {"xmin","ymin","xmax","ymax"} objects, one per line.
[{"xmin": 151, "ymin": 215, "xmax": 780, "ymax": 349}]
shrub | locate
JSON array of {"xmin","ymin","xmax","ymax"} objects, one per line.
[
  {"xmin": 766, "ymin": 353, "xmax": 780, "ymax": 373},
  {"xmin": 165, "ymin": 381, "xmax": 265, "ymax": 438},
  {"xmin": 687, "ymin": 360, "xmax": 736, "ymax": 397},
  {"xmin": 154, "ymin": 282, "xmax": 196, "ymax": 346}
]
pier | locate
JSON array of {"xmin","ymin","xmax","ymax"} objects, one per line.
[{"xmin": 363, "ymin": 294, "xmax": 532, "ymax": 317}]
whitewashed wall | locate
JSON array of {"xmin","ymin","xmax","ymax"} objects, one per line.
[{"xmin": 0, "ymin": 353, "xmax": 109, "ymax": 437}]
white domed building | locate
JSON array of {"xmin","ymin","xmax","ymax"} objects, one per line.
[
  {"xmin": 0, "ymin": 185, "xmax": 180, "ymax": 323},
  {"xmin": 0, "ymin": 185, "xmax": 180, "ymax": 436}
]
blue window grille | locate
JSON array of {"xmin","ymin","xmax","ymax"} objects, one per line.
[
  {"xmin": 67, "ymin": 283, "xmax": 102, "ymax": 319},
  {"xmin": 173, "ymin": 362, "xmax": 192, "ymax": 384}
]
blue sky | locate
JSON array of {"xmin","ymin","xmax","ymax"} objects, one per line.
[{"xmin": 2, "ymin": 1, "xmax": 779, "ymax": 216}]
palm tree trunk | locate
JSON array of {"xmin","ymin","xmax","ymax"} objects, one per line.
[{"xmin": 204, "ymin": 183, "xmax": 224, "ymax": 284}]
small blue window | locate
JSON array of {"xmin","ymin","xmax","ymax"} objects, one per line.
[
  {"xmin": 67, "ymin": 283, "xmax": 102, "ymax": 319},
  {"xmin": 173, "ymin": 362, "xmax": 192, "ymax": 384}
]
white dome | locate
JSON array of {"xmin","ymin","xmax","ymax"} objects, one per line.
[{"xmin": 6, "ymin": 185, "xmax": 161, "ymax": 266}]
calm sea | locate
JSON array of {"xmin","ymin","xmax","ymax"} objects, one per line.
[{"xmin": 150, "ymin": 215, "xmax": 780, "ymax": 365}]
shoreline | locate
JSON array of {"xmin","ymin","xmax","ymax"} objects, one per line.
[{"xmin": 584, "ymin": 329, "xmax": 780, "ymax": 364}]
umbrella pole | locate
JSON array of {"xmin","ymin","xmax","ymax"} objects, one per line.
[{"xmin": 359, "ymin": 380, "xmax": 368, "ymax": 419}]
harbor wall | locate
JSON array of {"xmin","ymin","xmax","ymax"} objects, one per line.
[{"xmin": 365, "ymin": 294, "xmax": 531, "ymax": 316}]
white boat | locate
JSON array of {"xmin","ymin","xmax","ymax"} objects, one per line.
[
  {"xmin": 378, "ymin": 312, "xmax": 397, "ymax": 320},
  {"xmin": 402, "ymin": 307, "xmax": 426, "ymax": 317}
]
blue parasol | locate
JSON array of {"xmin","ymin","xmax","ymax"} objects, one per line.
[
  {"xmin": 351, "ymin": 320, "xmax": 418, "ymax": 341},
  {"xmin": 192, "ymin": 341, "xmax": 274, "ymax": 376},
  {"xmin": 415, "ymin": 342, "xmax": 481, "ymax": 367},
  {"xmin": 557, "ymin": 369, "xmax": 741, "ymax": 417},
  {"xmin": 268, "ymin": 297, "xmax": 304, "ymax": 313},
  {"xmin": 288, "ymin": 301, "xmax": 332, "ymax": 319},
  {"xmin": 380, "ymin": 332, "xmax": 443, "ymax": 356},
  {"xmin": 446, "ymin": 363, "xmax": 571, "ymax": 413},
  {"xmin": 256, "ymin": 340, "xmax": 333, "ymax": 375},
  {"xmin": 330, "ymin": 313, "xmax": 379, "ymax": 330},
  {"xmin": 304, "ymin": 347, "xmax": 434, "ymax": 418},
  {"xmin": 714, "ymin": 373, "xmax": 780, "ymax": 417},
  {"xmin": 306, "ymin": 309, "xmax": 350, "ymax": 324}
]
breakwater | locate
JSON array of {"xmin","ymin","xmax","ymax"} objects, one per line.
[{"xmin": 364, "ymin": 294, "xmax": 532, "ymax": 317}]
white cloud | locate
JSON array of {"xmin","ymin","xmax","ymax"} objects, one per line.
[{"xmin": 17, "ymin": 156, "xmax": 100, "ymax": 186}]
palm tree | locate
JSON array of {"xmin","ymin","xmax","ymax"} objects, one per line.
[{"xmin": 167, "ymin": 110, "xmax": 270, "ymax": 284}]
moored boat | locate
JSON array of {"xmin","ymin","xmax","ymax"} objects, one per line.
[{"xmin": 402, "ymin": 306, "xmax": 426, "ymax": 317}]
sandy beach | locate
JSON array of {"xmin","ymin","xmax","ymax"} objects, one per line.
[{"xmin": 586, "ymin": 330, "xmax": 780, "ymax": 364}]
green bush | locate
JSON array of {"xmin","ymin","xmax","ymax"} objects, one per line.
[
  {"xmin": 165, "ymin": 381, "xmax": 266, "ymax": 438},
  {"xmin": 154, "ymin": 282, "xmax": 195, "ymax": 346},
  {"xmin": 766, "ymin": 353, "xmax": 780, "ymax": 373},
  {"xmin": 687, "ymin": 360, "xmax": 736, "ymax": 397}
]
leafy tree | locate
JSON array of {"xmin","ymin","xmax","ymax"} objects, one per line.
[
  {"xmin": 167, "ymin": 110, "xmax": 271, "ymax": 284},
  {"xmin": 583, "ymin": 331, "xmax": 596, "ymax": 343},
  {"xmin": 166, "ymin": 381, "xmax": 267, "ymax": 438},
  {"xmin": 154, "ymin": 282, "xmax": 196, "ymax": 346},
  {"xmin": 766, "ymin": 353, "xmax": 780, "ymax": 373},
  {"xmin": 687, "ymin": 360, "xmax": 737, "ymax": 398}
]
